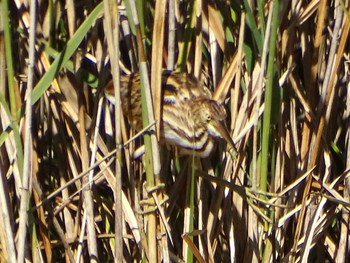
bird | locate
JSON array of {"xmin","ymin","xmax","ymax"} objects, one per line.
[{"xmin": 104, "ymin": 71, "xmax": 235, "ymax": 158}]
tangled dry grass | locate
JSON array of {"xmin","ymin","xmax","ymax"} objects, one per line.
[{"xmin": 0, "ymin": 0, "xmax": 349, "ymax": 262}]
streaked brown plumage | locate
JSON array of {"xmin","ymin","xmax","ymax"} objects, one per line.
[{"xmin": 105, "ymin": 71, "xmax": 235, "ymax": 157}]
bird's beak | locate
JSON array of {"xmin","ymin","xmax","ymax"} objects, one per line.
[{"xmin": 208, "ymin": 120, "xmax": 237, "ymax": 153}]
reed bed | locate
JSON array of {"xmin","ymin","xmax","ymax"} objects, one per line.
[{"xmin": 0, "ymin": 0, "xmax": 349, "ymax": 262}]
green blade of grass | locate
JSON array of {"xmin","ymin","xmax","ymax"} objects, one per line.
[
  {"xmin": 0, "ymin": 95, "xmax": 24, "ymax": 175},
  {"xmin": 2, "ymin": 0, "xmax": 16, "ymax": 116},
  {"xmin": 31, "ymin": 2, "xmax": 104, "ymax": 104},
  {"xmin": 260, "ymin": 0, "xmax": 280, "ymax": 193},
  {"xmin": 243, "ymin": 0, "xmax": 263, "ymax": 53},
  {"xmin": 38, "ymin": 40, "xmax": 99, "ymax": 87}
]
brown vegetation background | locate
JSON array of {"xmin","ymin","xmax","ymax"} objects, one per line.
[{"xmin": 0, "ymin": 0, "xmax": 349, "ymax": 262}]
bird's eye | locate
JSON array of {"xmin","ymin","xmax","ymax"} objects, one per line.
[{"xmin": 207, "ymin": 115, "xmax": 211, "ymax": 122}]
